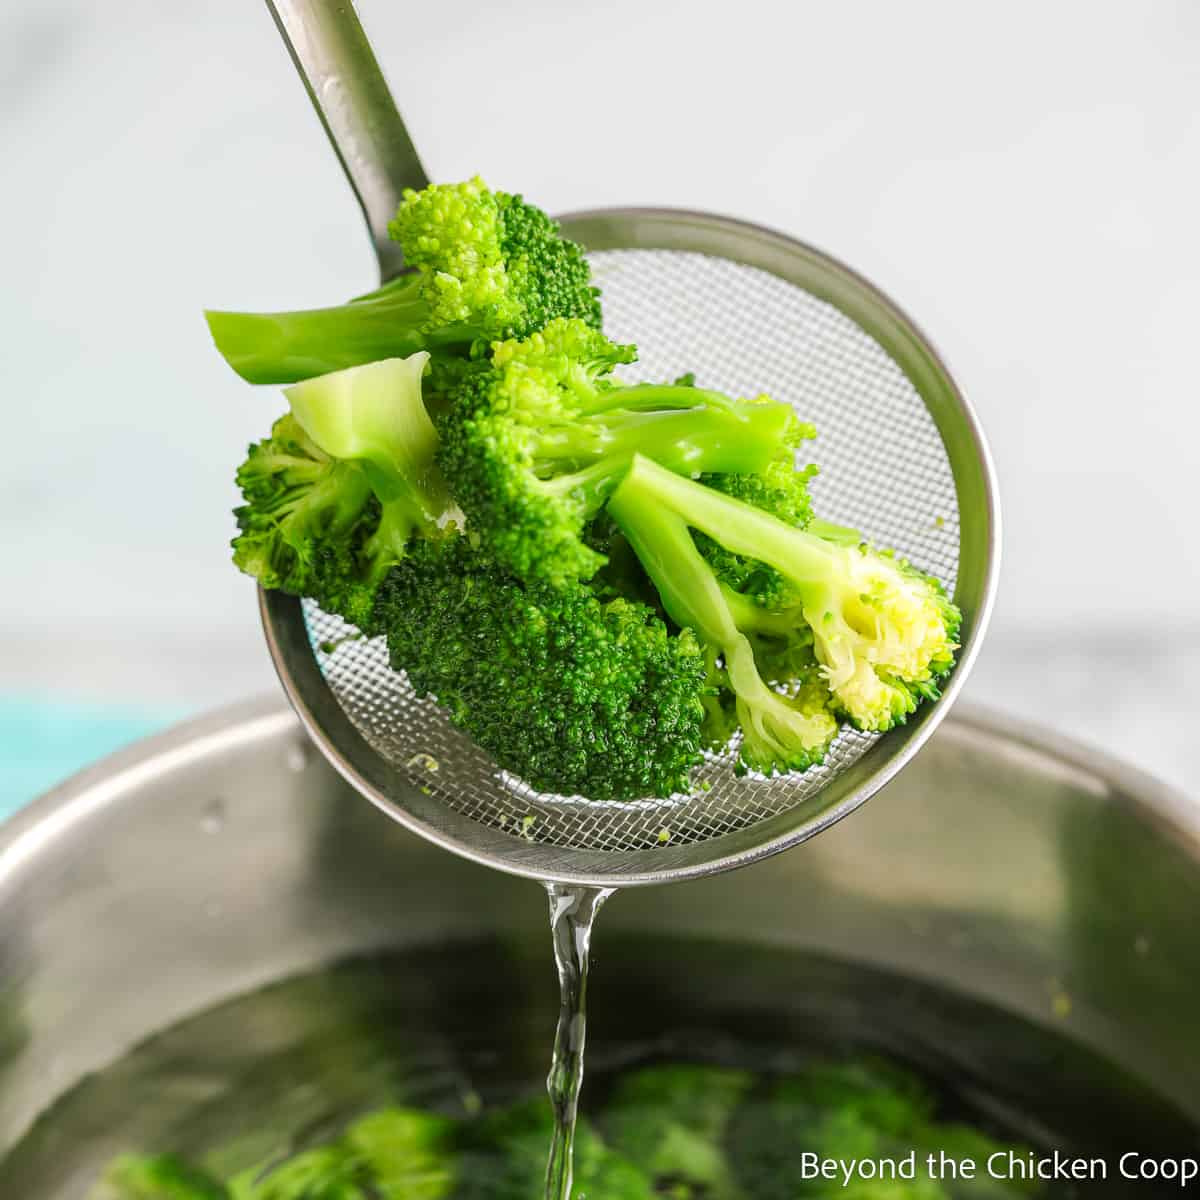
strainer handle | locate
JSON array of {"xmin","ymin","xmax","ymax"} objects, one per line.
[{"xmin": 264, "ymin": 0, "xmax": 430, "ymax": 281}]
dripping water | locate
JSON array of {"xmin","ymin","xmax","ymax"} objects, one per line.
[{"xmin": 543, "ymin": 884, "xmax": 613, "ymax": 1200}]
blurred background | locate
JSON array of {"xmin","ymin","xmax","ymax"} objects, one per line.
[{"xmin": 2, "ymin": 0, "xmax": 1197, "ymax": 816}]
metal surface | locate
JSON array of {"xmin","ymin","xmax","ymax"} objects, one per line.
[
  {"xmin": 263, "ymin": 0, "xmax": 429, "ymax": 279},
  {"xmin": 2, "ymin": 701, "xmax": 1199, "ymax": 1160},
  {"xmin": 255, "ymin": 4, "xmax": 999, "ymax": 885}
]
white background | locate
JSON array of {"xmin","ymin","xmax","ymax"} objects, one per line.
[{"xmin": 2, "ymin": 0, "xmax": 1197, "ymax": 790}]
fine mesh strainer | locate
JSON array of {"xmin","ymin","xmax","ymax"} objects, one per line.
[{"xmin": 257, "ymin": 0, "xmax": 999, "ymax": 887}]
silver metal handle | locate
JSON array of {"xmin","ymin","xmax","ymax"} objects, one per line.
[{"xmin": 264, "ymin": 0, "xmax": 430, "ymax": 281}]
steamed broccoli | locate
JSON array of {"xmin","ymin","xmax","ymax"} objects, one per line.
[
  {"xmin": 601, "ymin": 1065, "xmax": 753, "ymax": 1198},
  {"xmin": 207, "ymin": 178, "xmax": 601, "ymax": 384},
  {"xmin": 218, "ymin": 171, "xmax": 962, "ymax": 801},
  {"xmin": 232, "ymin": 415, "xmax": 380, "ymax": 631},
  {"xmin": 376, "ymin": 536, "xmax": 709, "ymax": 800},
  {"xmin": 610, "ymin": 455, "xmax": 960, "ymax": 754},
  {"xmin": 726, "ymin": 1059, "xmax": 1039, "ymax": 1200},
  {"xmin": 96, "ymin": 1058, "xmax": 1042, "ymax": 1200},
  {"xmin": 231, "ymin": 354, "xmax": 452, "ymax": 631},
  {"xmin": 437, "ymin": 318, "xmax": 802, "ymax": 586},
  {"xmin": 341, "ymin": 1107, "xmax": 456, "ymax": 1200},
  {"xmin": 228, "ymin": 1146, "xmax": 370, "ymax": 1200},
  {"xmin": 458, "ymin": 1097, "xmax": 652, "ymax": 1200},
  {"xmin": 103, "ymin": 1154, "xmax": 229, "ymax": 1200},
  {"xmin": 696, "ymin": 453, "xmax": 821, "ymax": 608}
]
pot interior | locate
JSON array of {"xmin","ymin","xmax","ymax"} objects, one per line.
[
  {"xmin": 4, "ymin": 937, "xmax": 1194, "ymax": 1198},
  {"xmin": 1, "ymin": 701, "xmax": 1199, "ymax": 1193}
]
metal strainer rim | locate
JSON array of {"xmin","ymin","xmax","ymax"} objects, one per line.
[{"xmin": 259, "ymin": 206, "xmax": 1001, "ymax": 888}]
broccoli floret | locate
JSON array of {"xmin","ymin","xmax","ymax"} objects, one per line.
[
  {"xmin": 458, "ymin": 1098, "xmax": 652, "ymax": 1200},
  {"xmin": 232, "ymin": 415, "xmax": 380, "ymax": 630},
  {"xmin": 206, "ymin": 178, "xmax": 600, "ymax": 384},
  {"xmin": 727, "ymin": 1059, "xmax": 1040, "ymax": 1200},
  {"xmin": 232, "ymin": 355, "xmax": 451, "ymax": 632},
  {"xmin": 609, "ymin": 455, "xmax": 960, "ymax": 741},
  {"xmin": 608, "ymin": 462, "xmax": 839, "ymax": 776},
  {"xmin": 438, "ymin": 318, "xmax": 802, "ymax": 587},
  {"xmin": 227, "ymin": 1146, "xmax": 371, "ymax": 1200},
  {"xmin": 102, "ymin": 1154, "xmax": 229, "ymax": 1200},
  {"xmin": 375, "ymin": 535, "xmax": 709, "ymax": 800},
  {"xmin": 601, "ymin": 1065, "xmax": 753, "ymax": 1198},
  {"xmin": 726, "ymin": 1062, "xmax": 944, "ymax": 1200},
  {"xmin": 342, "ymin": 1107, "xmax": 456, "ymax": 1200}
]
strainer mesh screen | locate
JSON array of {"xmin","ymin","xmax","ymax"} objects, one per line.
[{"xmin": 302, "ymin": 249, "xmax": 960, "ymax": 853}]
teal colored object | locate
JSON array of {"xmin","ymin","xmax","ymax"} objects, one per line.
[{"xmin": 0, "ymin": 698, "xmax": 183, "ymax": 822}]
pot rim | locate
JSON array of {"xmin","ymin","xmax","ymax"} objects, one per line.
[{"xmin": 2, "ymin": 697, "xmax": 1196, "ymax": 888}]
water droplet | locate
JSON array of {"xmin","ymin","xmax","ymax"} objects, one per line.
[
  {"xmin": 406, "ymin": 752, "xmax": 440, "ymax": 773},
  {"xmin": 200, "ymin": 798, "xmax": 225, "ymax": 835},
  {"xmin": 1134, "ymin": 934, "xmax": 1151, "ymax": 956}
]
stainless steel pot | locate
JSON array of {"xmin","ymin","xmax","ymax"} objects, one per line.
[{"xmin": 2, "ymin": 699, "xmax": 1198, "ymax": 1170}]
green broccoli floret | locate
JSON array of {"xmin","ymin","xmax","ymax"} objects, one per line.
[
  {"xmin": 726, "ymin": 1062, "xmax": 946, "ymax": 1200},
  {"xmin": 458, "ymin": 1097, "xmax": 652, "ymax": 1200},
  {"xmin": 609, "ymin": 455, "xmax": 960, "ymax": 742},
  {"xmin": 232, "ymin": 415, "xmax": 379, "ymax": 630},
  {"xmin": 206, "ymin": 178, "xmax": 601, "ymax": 384},
  {"xmin": 342, "ymin": 1107, "xmax": 456, "ymax": 1200},
  {"xmin": 103, "ymin": 1153, "xmax": 230, "ymax": 1199},
  {"xmin": 227, "ymin": 1145, "xmax": 371, "ymax": 1200},
  {"xmin": 601, "ymin": 1065, "xmax": 753, "ymax": 1199},
  {"xmin": 437, "ymin": 318, "xmax": 802, "ymax": 587},
  {"xmin": 376, "ymin": 535, "xmax": 709, "ymax": 800},
  {"xmin": 609, "ymin": 460, "xmax": 839, "ymax": 776},
  {"xmin": 232, "ymin": 354, "xmax": 451, "ymax": 632}
]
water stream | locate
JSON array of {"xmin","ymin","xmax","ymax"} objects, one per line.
[{"xmin": 542, "ymin": 884, "xmax": 613, "ymax": 1200}]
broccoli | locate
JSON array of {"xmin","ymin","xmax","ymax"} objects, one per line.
[
  {"xmin": 608, "ymin": 461, "xmax": 838, "ymax": 775},
  {"xmin": 96, "ymin": 1061, "xmax": 1042, "ymax": 1200},
  {"xmin": 609, "ymin": 455, "xmax": 959, "ymax": 759},
  {"xmin": 232, "ymin": 415, "xmax": 380, "ymax": 631},
  {"xmin": 102, "ymin": 1154, "xmax": 229, "ymax": 1200},
  {"xmin": 457, "ymin": 1097, "xmax": 652, "ymax": 1200},
  {"xmin": 696, "ymin": 453, "xmax": 820, "ymax": 608},
  {"xmin": 216, "ymin": 171, "xmax": 963, "ymax": 799},
  {"xmin": 231, "ymin": 354, "xmax": 451, "ymax": 632},
  {"xmin": 342, "ymin": 1107, "xmax": 456, "ymax": 1200},
  {"xmin": 206, "ymin": 178, "xmax": 601, "ymax": 384},
  {"xmin": 375, "ymin": 535, "xmax": 709, "ymax": 800},
  {"xmin": 727, "ymin": 1060, "xmax": 1039, "ymax": 1200},
  {"xmin": 437, "ymin": 318, "xmax": 803, "ymax": 586},
  {"xmin": 227, "ymin": 1146, "xmax": 373, "ymax": 1200},
  {"xmin": 601, "ymin": 1064, "xmax": 754, "ymax": 1198}
]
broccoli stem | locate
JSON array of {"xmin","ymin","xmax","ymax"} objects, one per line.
[
  {"xmin": 535, "ymin": 401, "xmax": 793, "ymax": 470},
  {"xmin": 611, "ymin": 455, "xmax": 959, "ymax": 735},
  {"xmin": 614, "ymin": 454, "xmax": 846, "ymax": 587},
  {"xmin": 283, "ymin": 353, "xmax": 452, "ymax": 547},
  {"xmin": 362, "ymin": 497, "xmax": 427, "ymax": 583},
  {"xmin": 608, "ymin": 474, "xmax": 836, "ymax": 770},
  {"xmin": 535, "ymin": 401, "xmax": 795, "ymax": 520},
  {"xmin": 205, "ymin": 277, "xmax": 477, "ymax": 384},
  {"xmin": 577, "ymin": 383, "xmax": 738, "ymax": 417}
]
